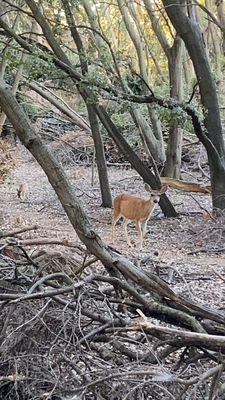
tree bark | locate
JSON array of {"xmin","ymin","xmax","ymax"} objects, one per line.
[{"xmin": 86, "ymin": 104, "xmax": 112, "ymax": 207}]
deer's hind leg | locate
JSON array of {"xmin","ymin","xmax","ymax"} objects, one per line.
[
  {"xmin": 111, "ymin": 212, "xmax": 121, "ymax": 244},
  {"xmin": 111, "ymin": 196, "xmax": 122, "ymax": 244},
  {"xmin": 123, "ymin": 218, "xmax": 132, "ymax": 247},
  {"xmin": 135, "ymin": 220, "xmax": 143, "ymax": 249},
  {"xmin": 142, "ymin": 219, "xmax": 149, "ymax": 238}
]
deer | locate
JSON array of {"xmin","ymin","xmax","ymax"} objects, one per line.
[
  {"xmin": 17, "ymin": 183, "xmax": 29, "ymax": 201},
  {"xmin": 112, "ymin": 183, "xmax": 167, "ymax": 249}
]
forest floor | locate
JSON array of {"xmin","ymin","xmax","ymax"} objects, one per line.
[{"xmin": 1, "ymin": 141, "xmax": 225, "ymax": 310}]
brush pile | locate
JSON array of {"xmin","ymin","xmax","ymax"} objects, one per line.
[{"xmin": 0, "ymin": 225, "xmax": 225, "ymax": 400}]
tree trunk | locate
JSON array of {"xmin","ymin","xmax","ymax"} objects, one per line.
[
  {"xmin": 0, "ymin": 56, "xmax": 25, "ymax": 134},
  {"xmin": 163, "ymin": 35, "xmax": 184, "ymax": 178},
  {"xmin": 127, "ymin": 1, "xmax": 166, "ymax": 81},
  {"xmin": 163, "ymin": 0, "xmax": 225, "ymax": 210},
  {"xmin": 86, "ymin": 104, "xmax": 112, "ymax": 207},
  {"xmin": 0, "ymin": 9, "xmax": 47, "ymax": 135},
  {"xmin": 183, "ymin": 52, "xmax": 194, "ymax": 87},
  {"xmin": 131, "ymin": 109, "xmax": 165, "ymax": 163}
]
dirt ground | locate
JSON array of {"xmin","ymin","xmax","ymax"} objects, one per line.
[{"xmin": 1, "ymin": 142, "xmax": 225, "ymax": 310}]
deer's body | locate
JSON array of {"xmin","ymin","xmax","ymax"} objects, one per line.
[
  {"xmin": 113, "ymin": 194, "xmax": 155, "ymax": 221},
  {"xmin": 17, "ymin": 183, "xmax": 28, "ymax": 201},
  {"xmin": 112, "ymin": 184, "xmax": 167, "ymax": 249}
]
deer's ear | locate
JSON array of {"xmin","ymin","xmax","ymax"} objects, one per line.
[
  {"xmin": 144, "ymin": 183, "xmax": 153, "ymax": 193},
  {"xmin": 160, "ymin": 185, "xmax": 168, "ymax": 194}
]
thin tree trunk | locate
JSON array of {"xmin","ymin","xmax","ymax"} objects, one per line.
[
  {"xmin": 86, "ymin": 104, "xmax": 112, "ymax": 207},
  {"xmin": 163, "ymin": 35, "xmax": 184, "ymax": 178},
  {"xmin": 131, "ymin": 109, "xmax": 165, "ymax": 162},
  {"xmin": 0, "ymin": 7, "xmax": 44, "ymax": 135},
  {"xmin": 0, "ymin": 56, "xmax": 25, "ymax": 134}
]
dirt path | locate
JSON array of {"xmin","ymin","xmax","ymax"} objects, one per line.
[{"xmin": 1, "ymin": 143, "xmax": 225, "ymax": 307}]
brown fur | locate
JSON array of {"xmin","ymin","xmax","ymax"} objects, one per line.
[
  {"xmin": 112, "ymin": 184, "xmax": 167, "ymax": 249},
  {"xmin": 113, "ymin": 194, "xmax": 156, "ymax": 221}
]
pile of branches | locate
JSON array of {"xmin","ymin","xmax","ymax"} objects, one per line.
[{"xmin": 0, "ymin": 227, "xmax": 225, "ymax": 399}]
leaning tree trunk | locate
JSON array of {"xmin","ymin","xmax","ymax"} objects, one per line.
[{"xmin": 163, "ymin": 0, "xmax": 225, "ymax": 211}]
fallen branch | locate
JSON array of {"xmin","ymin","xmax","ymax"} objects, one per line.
[
  {"xmin": 0, "ymin": 225, "xmax": 39, "ymax": 238},
  {"xmin": 135, "ymin": 310, "xmax": 225, "ymax": 352},
  {"xmin": 18, "ymin": 238, "xmax": 85, "ymax": 251},
  {"xmin": 160, "ymin": 177, "xmax": 211, "ymax": 194},
  {"xmin": 0, "ymin": 274, "xmax": 96, "ymax": 302},
  {"xmin": 113, "ymin": 252, "xmax": 225, "ymax": 325}
]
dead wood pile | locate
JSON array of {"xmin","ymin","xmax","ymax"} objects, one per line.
[{"xmin": 0, "ymin": 226, "xmax": 225, "ymax": 400}]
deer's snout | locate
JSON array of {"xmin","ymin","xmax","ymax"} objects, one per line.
[{"xmin": 153, "ymin": 199, "xmax": 158, "ymax": 204}]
